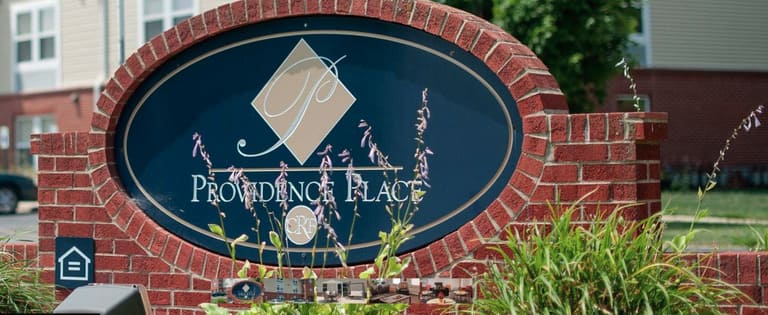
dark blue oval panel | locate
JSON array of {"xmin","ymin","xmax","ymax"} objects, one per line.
[{"xmin": 115, "ymin": 16, "xmax": 522, "ymax": 266}]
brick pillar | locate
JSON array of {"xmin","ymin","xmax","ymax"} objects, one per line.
[
  {"xmin": 449, "ymin": 111, "xmax": 668, "ymax": 278},
  {"xmin": 32, "ymin": 131, "xmax": 213, "ymax": 313},
  {"xmin": 32, "ymin": 132, "xmax": 91, "ymax": 285},
  {"xmin": 526, "ymin": 112, "xmax": 667, "ymax": 221}
]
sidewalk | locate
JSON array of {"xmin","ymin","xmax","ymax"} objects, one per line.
[{"xmin": 663, "ymin": 215, "xmax": 768, "ymax": 225}]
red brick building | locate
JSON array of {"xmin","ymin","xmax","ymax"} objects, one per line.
[
  {"xmin": 601, "ymin": 1, "xmax": 768, "ymax": 189},
  {"xmin": 0, "ymin": 0, "xmax": 205, "ymax": 175}
]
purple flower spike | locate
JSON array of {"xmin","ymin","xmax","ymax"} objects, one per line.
[
  {"xmin": 314, "ymin": 203, "xmax": 324, "ymax": 216},
  {"xmin": 368, "ymin": 143, "xmax": 378, "ymax": 164},
  {"xmin": 743, "ymin": 105, "xmax": 766, "ymax": 132},
  {"xmin": 192, "ymin": 133, "xmax": 201, "ymax": 157},
  {"xmin": 317, "ymin": 144, "xmax": 333, "ymax": 156},
  {"xmin": 227, "ymin": 166, "xmax": 243, "ymax": 184},
  {"xmin": 361, "ymin": 127, "xmax": 372, "ymax": 148},
  {"xmin": 338, "ymin": 149, "xmax": 351, "ymax": 163}
]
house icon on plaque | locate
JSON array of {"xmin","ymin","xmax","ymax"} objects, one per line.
[{"xmin": 57, "ymin": 246, "xmax": 92, "ymax": 281}]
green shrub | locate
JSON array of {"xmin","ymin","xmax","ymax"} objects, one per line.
[
  {"xmin": 473, "ymin": 195, "xmax": 743, "ymax": 314},
  {"xmin": 0, "ymin": 236, "xmax": 55, "ymax": 313}
]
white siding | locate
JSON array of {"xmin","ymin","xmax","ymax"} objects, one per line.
[
  {"xmin": 60, "ymin": 0, "xmax": 102, "ymax": 88},
  {"xmin": 650, "ymin": 0, "xmax": 768, "ymax": 71},
  {"xmin": 2, "ymin": 0, "xmax": 274, "ymax": 94},
  {"xmin": 106, "ymin": 0, "xmax": 139, "ymax": 79},
  {"xmin": 205, "ymin": 0, "xmax": 237, "ymax": 9},
  {"xmin": 2, "ymin": 0, "xmax": 62, "ymax": 93},
  {"xmin": 0, "ymin": 1, "xmax": 14, "ymax": 94}
]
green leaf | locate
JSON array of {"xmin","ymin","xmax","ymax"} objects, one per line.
[
  {"xmin": 706, "ymin": 180, "xmax": 717, "ymax": 191},
  {"xmin": 208, "ymin": 224, "xmax": 224, "ymax": 238},
  {"xmin": 269, "ymin": 231, "xmax": 282, "ymax": 249},
  {"xmin": 232, "ymin": 234, "xmax": 248, "ymax": 246},
  {"xmin": 695, "ymin": 209, "xmax": 709, "ymax": 221},
  {"xmin": 400, "ymin": 256, "xmax": 411, "ymax": 270},
  {"xmin": 359, "ymin": 267, "xmax": 375, "ymax": 279},
  {"xmin": 199, "ymin": 303, "xmax": 230, "ymax": 315},
  {"xmin": 237, "ymin": 260, "xmax": 251, "ymax": 279},
  {"xmin": 258, "ymin": 264, "xmax": 275, "ymax": 280},
  {"xmin": 386, "ymin": 258, "xmax": 401, "ymax": 278},
  {"xmin": 669, "ymin": 234, "xmax": 687, "ymax": 252},
  {"xmin": 375, "ymin": 246, "xmax": 388, "ymax": 269},
  {"xmin": 386, "ymin": 257, "xmax": 410, "ymax": 278},
  {"xmin": 302, "ymin": 266, "xmax": 317, "ymax": 279}
]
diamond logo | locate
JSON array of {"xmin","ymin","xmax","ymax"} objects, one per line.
[{"xmin": 243, "ymin": 39, "xmax": 356, "ymax": 165}]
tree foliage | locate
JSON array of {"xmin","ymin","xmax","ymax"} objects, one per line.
[
  {"xmin": 438, "ymin": 0, "xmax": 494, "ymax": 20},
  {"xmin": 441, "ymin": 0, "xmax": 640, "ymax": 113}
]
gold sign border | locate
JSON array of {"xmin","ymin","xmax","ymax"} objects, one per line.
[{"xmin": 122, "ymin": 30, "xmax": 516, "ymax": 253}]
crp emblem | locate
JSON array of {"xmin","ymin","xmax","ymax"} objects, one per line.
[{"xmin": 285, "ymin": 205, "xmax": 318, "ymax": 245}]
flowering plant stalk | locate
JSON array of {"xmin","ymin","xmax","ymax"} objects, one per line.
[
  {"xmin": 227, "ymin": 167, "xmax": 276, "ymax": 280},
  {"xmin": 193, "ymin": 133, "xmax": 280, "ymax": 280},
  {"xmin": 615, "ymin": 57, "xmax": 642, "ymax": 112},
  {"xmin": 666, "ymin": 105, "xmax": 765, "ymax": 252},
  {"xmin": 195, "ymin": 89, "xmax": 432, "ymax": 315},
  {"xmin": 308, "ymin": 144, "xmax": 351, "ymax": 271},
  {"xmin": 615, "ymin": 57, "xmax": 767, "ymax": 252},
  {"xmin": 192, "ymin": 134, "xmax": 249, "ymax": 262},
  {"xmin": 359, "ymin": 88, "xmax": 433, "ymax": 280}
]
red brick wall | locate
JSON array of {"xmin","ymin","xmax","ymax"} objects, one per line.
[
  {"xmin": 6, "ymin": 243, "xmax": 768, "ymax": 314},
  {"xmin": 20, "ymin": 0, "xmax": 678, "ymax": 313},
  {"xmin": 0, "ymin": 87, "xmax": 95, "ymax": 171},
  {"xmin": 603, "ymin": 69, "xmax": 768, "ymax": 170}
]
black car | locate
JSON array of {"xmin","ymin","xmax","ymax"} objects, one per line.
[{"xmin": 0, "ymin": 172, "xmax": 37, "ymax": 214}]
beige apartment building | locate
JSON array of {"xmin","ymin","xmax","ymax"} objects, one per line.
[
  {"xmin": 0, "ymin": 0, "xmax": 767, "ymax": 185},
  {"xmin": 0, "ymin": 0, "xmax": 232, "ymax": 174}
]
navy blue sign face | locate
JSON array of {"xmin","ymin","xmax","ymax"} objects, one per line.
[
  {"xmin": 115, "ymin": 16, "xmax": 522, "ymax": 266},
  {"xmin": 55, "ymin": 237, "xmax": 94, "ymax": 288}
]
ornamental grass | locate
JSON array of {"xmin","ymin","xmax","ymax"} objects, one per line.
[
  {"xmin": 0, "ymin": 235, "xmax": 55, "ymax": 313},
  {"xmin": 472, "ymin": 193, "xmax": 744, "ymax": 315}
]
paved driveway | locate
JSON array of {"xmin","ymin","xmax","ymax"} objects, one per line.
[{"xmin": 0, "ymin": 201, "xmax": 38, "ymax": 242}]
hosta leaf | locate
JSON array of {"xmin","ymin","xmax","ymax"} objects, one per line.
[{"xmin": 208, "ymin": 224, "xmax": 224, "ymax": 238}]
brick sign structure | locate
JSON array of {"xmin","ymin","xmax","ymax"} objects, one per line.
[{"xmin": 25, "ymin": 0, "xmax": 684, "ymax": 313}]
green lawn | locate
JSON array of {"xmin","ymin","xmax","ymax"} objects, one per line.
[
  {"xmin": 661, "ymin": 189, "xmax": 768, "ymax": 219},
  {"xmin": 661, "ymin": 222, "xmax": 760, "ymax": 251},
  {"xmin": 661, "ymin": 189, "xmax": 768, "ymax": 250}
]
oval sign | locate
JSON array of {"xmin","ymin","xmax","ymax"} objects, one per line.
[{"xmin": 115, "ymin": 16, "xmax": 522, "ymax": 266}]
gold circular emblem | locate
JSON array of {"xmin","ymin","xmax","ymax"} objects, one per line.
[{"xmin": 285, "ymin": 205, "xmax": 318, "ymax": 245}]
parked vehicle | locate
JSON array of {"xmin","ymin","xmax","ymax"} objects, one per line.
[{"xmin": 0, "ymin": 172, "xmax": 37, "ymax": 214}]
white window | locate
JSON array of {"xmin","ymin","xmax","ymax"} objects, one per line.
[
  {"xmin": 140, "ymin": 0, "xmax": 197, "ymax": 43},
  {"xmin": 627, "ymin": 1, "xmax": 651, "ymax": 67},
  {"xmin": 10, "ymin": 0, "xmax": 60, "ymax": 92},
  {"xmin": 616, "ymin": 95, "xmax": 651, "ymax": 112},
  {"xmin": 15, "ymin": 115, "xmax": 58, "ymax": 171}
]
